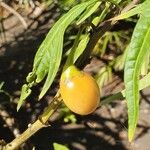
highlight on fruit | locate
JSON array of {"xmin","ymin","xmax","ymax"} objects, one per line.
[{"xmin": 60, "ymin": 65, "xmax": 100, "ymax": 115}]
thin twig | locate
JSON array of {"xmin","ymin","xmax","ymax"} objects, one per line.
[{"xmin": 0, "ymin": 1, "xmax": 28, "ymax": 29}]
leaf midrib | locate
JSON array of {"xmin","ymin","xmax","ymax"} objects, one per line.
[
  {"xmin": 39, "ymin": 5, "xmax": 85, "ymax": 62},
  {"xmin": 132, "ymin": 19, "xmax": 150, "ymax": 129}
]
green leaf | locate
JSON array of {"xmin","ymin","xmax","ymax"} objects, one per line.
[
  {"xmin": 141, "ymin": 53, "xmax": 150, "ymax": 75},
  {"xmin": 18, "ymin": 0, "xmax": 98, "ymax": 107},
  {"xmin": 111, "ymin": 0, "xmax": 150, "ymax": 21},
  {"xmin": 35, "ymin": 0, "xmax": 98, "ymax": 99},
  {"xmin": 101, "ymin": 72, "xmax": 150, "ymax": 106},
  {"xmin": 113, "ymin": 46, "xmax": 128, "ymax": 71},
  {"xmin": 17, "ymin": 84, "xmax": 32, "ymax": 111},
  {"xmin": 0, "ymin": 82, "xmax": 4, "ymax": 90},
  {"xmin": 59, "ymin": 0, "xmax": 76, "ymax": 7},
  {"xmin": 100, "ymin": 36, "xmax": 109, "ymax": 57},
  {"xmin": 92, "ymin": 2, "xmax": 111, "ymax": 26},
  {"xmin": 76, "ymin": 1, "xmax": 101, "ymax": 25},
  {"xmin": 139, "ymin": 72, "xmax": 150, "ymax": 90},
  {"xmin": 95, "ymin": 66, "xmax": 112, "ymax": 88},
  {"xmin": 124, "ymin": 5, "xmax": 150, "ymax": 142},
  {"xmin": 63, "ymin": 29, "xmax": 89, "ymax": 70},
  {"xmin": 106, "ymin": 0, "xmax": 123, "ymax": 5},
  {"xmin": 53, "ymin": 143, "xmax": 69, "ymax": 150},
  {"xmin": 73, "ymin": 34, "xmax": 90, "ymax": 63},
  {"xmin": 122, "ymin": 72, "xmax": 150, "ymax": 97}
]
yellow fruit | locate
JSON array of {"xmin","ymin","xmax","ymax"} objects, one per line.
[{"xmin": 60, "ymin": 65, "xmax": 100, "ymax": 115}]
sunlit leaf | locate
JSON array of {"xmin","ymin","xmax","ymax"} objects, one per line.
[
  {"xmin": 53, "ymin": 143, "xmax": 69, "ymax": 150},
  {"xmin": 111, "ymin": 0, "xmax": 150, "ymax": 21},
  {"xmin": 101, "ymin": 72, "xmax": 150, "ymax": 106},
  {"xmin": 113, "ymin": 46, "xmax": 128, "ymax": 71},
  {"xmin": 124, "ymin": 2, "xmax": 150, "ymax": 141},
  {"xmin": 73, "ymin": 34, "xmax": 90, "ymax": 63},
  {"xmin": 0, "ymin": 82, "xmax": 4, "ymax": 90},
  {"xmin": 17, "ymin": 84, "xmax": 32, "ymax": 111},
  {"xmin": 63, "ymin": 30, "xmax": 89, "ymax": 71},
  {"xmin": 18, "ymin": 0, "xmax": 98, "ymax": 109},
  {"xmin": 35, "ymin": 0, "xmax": 98, "ymax": 99},
  {"xmin": 77, "ymin": 1, "xmax": 101, "ymax": 25},
  {"xmin": 141, "ymin": 53, "xmax": 150, "ymax": 75},
  {"xmin": 95, "ymin": 66, "xmax": 112, "ymax": 89},
  {"xmin": 109, "ymin": 0, "xmax": 122, "ymax": 4}
]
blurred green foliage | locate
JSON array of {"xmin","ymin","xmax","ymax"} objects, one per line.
[
  {"xmin": 60, "ymin": 106, "xmax": 77, "ymax": 123},
  {"xmin": 53, "ymin": 143, "xmax": 69, "ymax": 150}
]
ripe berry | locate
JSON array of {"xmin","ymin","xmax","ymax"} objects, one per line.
[{"xmin": 60, "ymin": 65, "xmax": 100, "ymax": 115}]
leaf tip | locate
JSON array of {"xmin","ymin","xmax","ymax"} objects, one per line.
[
  {"xmin": 128, "ymin": 127, "xmax": 135, "ymax": 142},
  {"xmin": 128, "ymin": 136, "xmax": 134, "ymax": 143},
  {"xmin": 38, "ymin": 93, "xmax": 43, "ymax": 101},
  {"xmin": 17, "ymin": 104, "xmax": 21, "ymax": 112}
]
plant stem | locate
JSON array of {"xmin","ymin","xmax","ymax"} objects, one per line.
[
  {"xmin": 3, "ymin": 69, "xmax": 150, "ymax": 150},
  {"xmin": 1, "ymin": 1, "xmax": 142, "ymax": 149},
  {"xmin": 3, "ymin": 120, "xmax": 45, "ymax": 150},
  {"xmin": 3, "ymin": 93, "xmax": 62, "ymax": 150}
]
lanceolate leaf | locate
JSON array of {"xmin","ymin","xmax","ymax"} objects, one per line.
[
  {"xmin": 141, "ymin": 52, "xmax": 150, "ymax": 75},
  {"xmin": 53, "ymin": 143, "xmax": 69, "ymax": 150},
  {"xmin": 63, "ymin": 29, "xmax": 89, "ymax": 71},
  {"xmin": 18, "ymin": 0, "xmax": 98, "ymax": 109},
  {"xmin": 76, "ymin": 1, "xmax": 101, "ymax": 25},
  {"xmin": 124, "ymin": 3, "xmax": 150, "ymax": 142},
  {"xmin": 37, "ymin": 0, "xmax": 98, "ymax": 99},
  {"xmin": 0, "ymin": 82, "xmax": 4, "ymax": 90},
  {"xmin": 17, "ymin": 84, "xmax": 31, "ymax": 111},
  {"xmin": 73, "ymin": 34, "xmax": 90, "ymax": 63},
  {"xmin": 111, "ymin": 0, "xmax": 150, "ymax": 21},
  {"xmin": 109, "ymin": 0, "xmax": 122, "ymax": 4}
]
